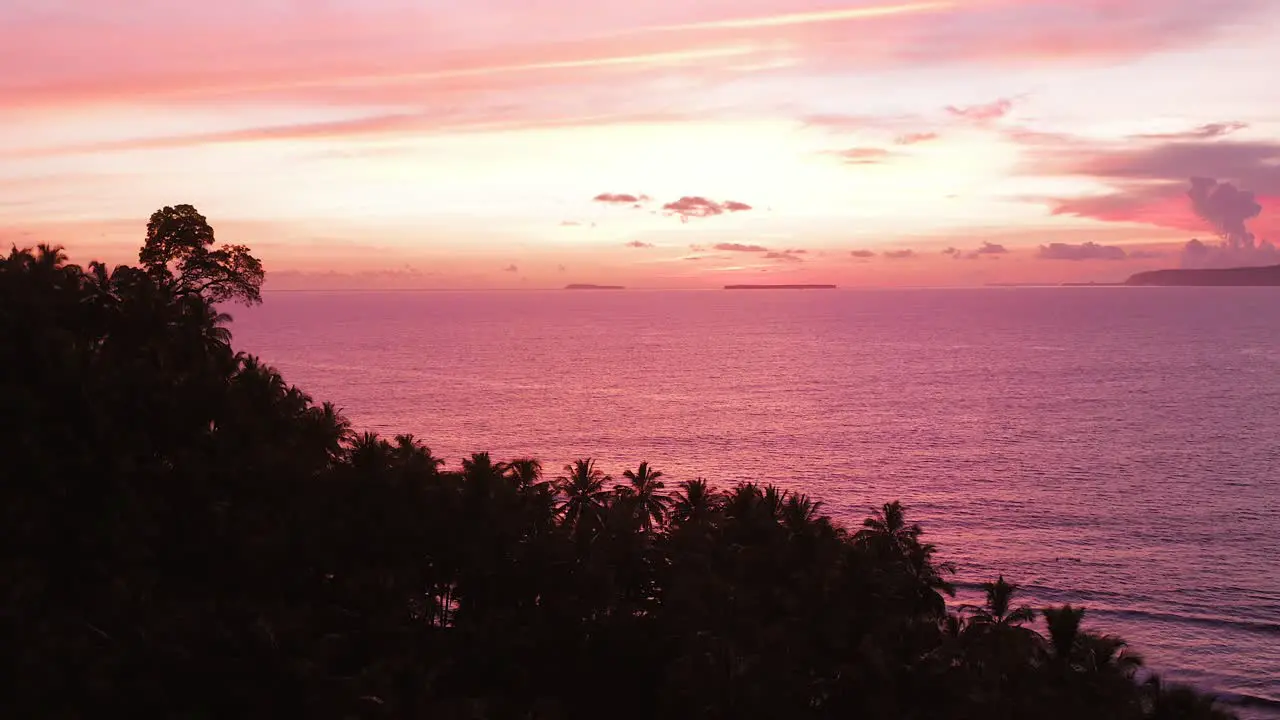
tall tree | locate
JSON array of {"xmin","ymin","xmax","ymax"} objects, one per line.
[
  {"xmin": 140, "ymin": 204, "xmax": 264, "ymax": 305},
  {"xmin": 618, "ymin": 461, "xmax": 671, "ymax": 532},
  {"xmin": 556, "ymin": 458, "xmax": 611, "ymax": 535}
]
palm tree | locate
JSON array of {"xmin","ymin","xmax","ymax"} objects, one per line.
[
  {"xmin": 1043, "ymin": 604, "xmax": 1086, "ymax": 661},
  {"xmin": 671, "ymin": 478, "xmax": 717, "ymax": 527},
  {"xmin": 392, "ymin": 434, "xmax": 443, "ymax": 475},
  {"xmin": 1077, "ymin": 633, "xmax": 1142, "ymax": 677},
  {"xmin": 855, "ymin": 501, "xmax": 922, "ymax": 550},
  {"xmin": 968, "ymin": 575, "xmax": 1036, "ymax": 626},
  {"xmin": 760, "ymin": 484, "xmax": 789, "ymax": 521},
  {"xmin": 555, "ymin": 458, "xmax": 612, "ymax": 534},
  {"xmin": 463, "ymin": 452, "xmax": 508, "ymax": 499},
  {"xmin": 617, "ymin": 461, "xmax": 670, "ymax": 532},
  {"xmin": 349, "ymin": 431, "xmax": 394, "ymax": 472},
  {"xmin": 781, "ymin": 493, "xmax": 822, "ymax": 536},
  {"xmin": 1143, "ymin": 677, "xmax": 1234, "ymax": 720},
  {"xmin": 506, "ymin": 457, "xmax": 544, "ymax": 491}
]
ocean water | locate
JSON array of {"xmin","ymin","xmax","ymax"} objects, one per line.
[{"xmin": 232, "ymin": 288, "xmax": 1280, "ymax": 717}]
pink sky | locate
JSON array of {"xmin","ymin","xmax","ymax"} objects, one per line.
[{"xmin": 3, "ymin": 0, "xmax": 1279, "ymax": 288}]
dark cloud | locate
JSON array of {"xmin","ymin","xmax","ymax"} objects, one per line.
[
  {"xmin": 942, "ymin": 247, "xmax": 959, "ymax": 256},
  {"xmin": 896, "ymin": 132, "xmax": 939, "ymax": 145},
  {"xmin": 502, "ymin": 264, "xmax": 519, "ymax": 272},
  {"xmin": 945, "ymin": 98, "xmax": 1014, "ymax": 123},
  {"xmin": 1036, "ymin": 242, "xmax": 1128, "ymax": 261},
  {"xmin": 1025, "ymin": 133, "xmax": 1280, "ymax": 244},
  {"xmin": 850, "ymin": 249, "xmax": 876, "ymax": 259},
  {"xmin": 1188, "ymin": 177, "xmax": 1262, "ymax": 248},
  {"xmin": 625, "ymin": 240, "xmax": 654, "ymax": 248},
  {"xmin": 662, "ymin": 196, "xmax": 753, "ymax": 222},
  {"xmin": 1180, "ymin": 178, "xmax": 1277, "ymax": 267},
  {"xmin": 1134, "ymin": 122, "xmax": 1248, "ymax": 141},
  {"xmin": 883, "ymin": 249, "xmax": 916, "ymax": 259},
  {"xmin": 1031, "ymin": 139, "xmax": 1280, "ymax": 196},
  {"xmin": 714, "ymin": 243, "xmax": 768, "ymax": 252},
  {"xmin": 594, "ymin": 192, "xmax": 641, "ymax": 204}
]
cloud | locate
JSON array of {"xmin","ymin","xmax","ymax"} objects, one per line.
[
  {"xmin": 765, "ymin": 249, "xmax": 806, "ymax": 262},
  {"xmin": 1180, "ymin": 237, "xmax": 1278, "ymax": 268},
  {"xmin": 503, "ymin": 263, "xmax": 519, "ymax": 272},
  {"xmin": 945, "ymin": 98, "xmax": 1014, "ymax": 123},
  {"xmin": 850, "ymin": 249, "xmax": 876, "ymax": 258},
  {"xmin": 663, "ymin": 197, "xmax": 753, "ymax": 222},
  {"xmin": 941, "ymin": 247, "xmax": 959, "ymax": 256},
  {"xmin": 6, "ymin": 0, "xmax": 1271, "ymax": 122},
  {"xmin": 625, "ymin": 240, "xmax": 654, "ymax": 248},
  {"xmin": 883, "ymin": 249, "xmax": 916, "ymax": 259},
  {"xmin": 1036, "ymin": 242, "xmax": 1128, "ymax": 260},
  {"xmin": 1179, "ymin": 178, "xmax": 1277, "ymax": 268},
  {"xmin": 713, "ymin": 242, "xmax": 769, "ymax": 252},
  {"xmin": 1134, "ymin": 122, "xmax": 1248, "ymax": 141},
  {"xmin": 594, "ymin": 192, "xmax": 642, "ymax": 204},
  {"xmin": 560, "ymin": 220, "xmax": 582, "ymax": 226},
  {"xmin": 895, "ymin": 132, "xmax": 939, "ymax": 145},
  {"xmin": 1027, "ymin": 135, "xmax": 1280, "ymax": 240},
  {"xmin": 832, "ymin": 147, "xmax": 893, "ymax": 165}
]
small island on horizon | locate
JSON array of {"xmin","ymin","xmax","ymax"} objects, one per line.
[
  {"xmin": 1124, "ymin": 263, "xmax": 1280, "ymax": 286},
  {"xmin": 565, "ymin": 283, "xmax": 625, "ymax": 290},
  {"xmin": 724, "ymin": 284, "xmax": 837, "ymax": 290}
]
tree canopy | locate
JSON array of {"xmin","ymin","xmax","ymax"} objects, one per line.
[
  {"xmin": 141, "ymin": 204, "xmax": 264, "ymax": 304},
  {"xmin": 0, "ymin": 212, "xmax": 1238, "ymax": 719}
]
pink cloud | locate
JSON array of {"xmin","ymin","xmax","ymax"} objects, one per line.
[
  {"xmin": 1024, "ymin": 133, "xmax": 1280, "ymax": 240},
  {"xmin": 663, "ymin": 197, "xmax": 753, "ymax": 222},
  {"xmin": 945, "ymin": 98, "xmax": 1015, "ymax": 123},
  {"xmin": 896, "ymin": 132, "xmax": 939, "ymax": 145},
  {"xmin": 5, "ymin": 0, "xmax": 1269, "ymax": 115},
  {"xmin": 831, "ymin": 147, "xmax": 893, "ymax": 165}
]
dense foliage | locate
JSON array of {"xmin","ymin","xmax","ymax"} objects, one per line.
[{"xmin": 1, "ymin": 216, "xmax": 1237, "ymax": 719}]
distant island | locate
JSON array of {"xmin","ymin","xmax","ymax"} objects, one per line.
[
  {"xmin": 1125, "ymin": 264, "xmax": 1280, "ymax": 286},
  {"xmin": 565, "ymin": 283, "xmax": 625, "ymax": 290},
  {"xmin": 724, "ymin": 284, "xmax": 837, "ymax": 290}
]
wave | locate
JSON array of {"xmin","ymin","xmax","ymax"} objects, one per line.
[{"xmin": 949, "ymin": 581, "xmax": 1280, "ymax": 636}]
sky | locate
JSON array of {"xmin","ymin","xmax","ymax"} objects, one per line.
[{"xmin": 3, "ymin": 0, "xmax": 1279, "ymax": 288}]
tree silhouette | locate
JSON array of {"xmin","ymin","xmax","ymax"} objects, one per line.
[
  {"xmin": 0, "ymin": 219, "xmax": 1241, "ymax": 719},
  {"xmin": 618, "ymin": 461, "xmax": 671, "ymax": 532},
  {"xmin": 141, "ymin": 204, "xmax": 264, "ymax": 305},
  {"xmin": 556, "ymin": 458, "xmax": 612, "ymax": 536}
]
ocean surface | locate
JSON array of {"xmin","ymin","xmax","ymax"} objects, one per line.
[{"xmin": 233, "ymin": 288, "xmax": 1280, "ymax": 717}]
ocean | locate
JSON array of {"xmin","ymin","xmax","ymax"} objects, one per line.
[{"xmin": 233, "ymin": 287, "xmax": 1280, "ymax": 717}]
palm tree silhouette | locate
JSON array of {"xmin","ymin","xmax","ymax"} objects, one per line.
[
  {"xmin": 671, "ymin": 478, "xmax": 717, "ymax": 527},
  {"xmin": 506, "ymin": 457, "xmax": 544, "ymax": 491},
  {"xmin": 855, "ymin": 500, "xmax": 922, "ymax": 550},
  {"xmin": 617, "ymin": 461, "xmax": 670, "ymax": 532},
  {"xmin": 969, "ymin": 576, "xmax": 1035, "ymax": 626},
  {"xmin": 1143, "ymin": 677, "xmax": 1235, "ymax": 719},
  {"xmin": 555, "ymin": 458, "xmax": 611, "ymax": 534},
  {"xmin": 781, "ymin": 493, "xmax": 822, "ymax": 536}
]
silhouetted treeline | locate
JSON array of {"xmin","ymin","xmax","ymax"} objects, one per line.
[{"xmin": 1, "ymin": 209, "xmax": 1236, "ymax": 718}]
